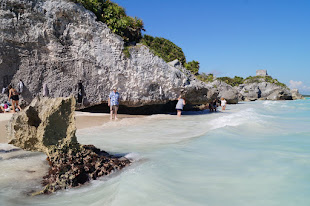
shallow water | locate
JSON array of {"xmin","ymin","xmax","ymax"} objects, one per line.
[{"xmin": 1, "ymin": 98, "xmax": 310, "ymax": 206}]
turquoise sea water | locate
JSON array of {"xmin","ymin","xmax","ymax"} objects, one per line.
[{"xmin": 0, "ymin": 98, "xmax": 310, "ymax": 206}]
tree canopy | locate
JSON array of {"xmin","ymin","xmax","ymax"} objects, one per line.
[
  {"xmin": 140, "ymin": 35, "xmax": 186, "ymax": 65},
  {"xmin": 72, "ymin": 0, "xmax": 144, "ymax": 43},
  {"xmin": 184, "ymin": 61, "xmax": 200, "ymax": 75}
]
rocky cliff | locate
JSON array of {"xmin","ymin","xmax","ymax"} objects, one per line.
[
  {"xmin": 0, "ymin": 0, "xmax": 304, "ymax": 113},
  {"xmin": 0, "ymin": 0, "xmax": 217, "ymax": 113},
  {"xmin": 236, "ymin": 82, "xmax": 292, "ymax": 101},
  {"xmin": 236, "ymin": 80, "xmax": 296, "ymax": 101}
]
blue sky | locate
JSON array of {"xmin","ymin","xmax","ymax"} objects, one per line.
[{"xmin": 114, "ymin": 0, "xmax": 310, "ymax": 94}]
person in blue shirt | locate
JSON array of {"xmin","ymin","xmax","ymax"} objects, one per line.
[{"xmin": 108, "ymin": 88, "xmax": 120, "ymax": 120}]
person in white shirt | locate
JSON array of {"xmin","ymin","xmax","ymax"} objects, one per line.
[
  {"xmin": 221, "ymin": 97, "xmax": 227, "ymax": 111},
  {"xmin": 18, "ymin": 79, "xmax": 24, "ymax": 94}
]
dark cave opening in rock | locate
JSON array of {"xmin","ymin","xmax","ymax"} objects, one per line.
[
  {"xmin": 80, "ymin": 101, "xmax": 179, "ymax": 115},
  {"xmin": 79, "ymin": 100, "xmax": 207, "ymax": 115}
]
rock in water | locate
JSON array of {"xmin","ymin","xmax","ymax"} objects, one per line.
[
  {"xmin": 291, "ymin": 89, "xmax": 304, "ymax": 100},
  {"xmin": 7, "ymin": 96, "xmax": 130, "ymax": 195}
]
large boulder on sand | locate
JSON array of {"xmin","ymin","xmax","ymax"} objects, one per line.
[
  {"xmin": 7, "ymin": 97, "xmax": 78, "ymax": 153},
  {"xmin": 7, "ymin": 96, "xmax": 130, "ymax": 194}
]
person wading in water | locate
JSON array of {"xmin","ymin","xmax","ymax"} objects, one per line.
[{"xmin": 175, "ymin": 95, "xmax": 186, "ymax": 117}]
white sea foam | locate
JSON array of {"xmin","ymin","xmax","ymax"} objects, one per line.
[
  {"xmin": 124, "ymin": 152, "xmax": 142, "ymax": 161},
  {"xmin": 0, "ymin": 143, "xmax": 19, "ymax": 151},
  {"xmin": 208, "ymin": 108, "xmax": 263, "ymax": 130},
  {"xmin": 262, "ymin": 101, "xmax": 279, "ymax": 105}
]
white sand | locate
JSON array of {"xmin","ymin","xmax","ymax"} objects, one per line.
[{"xmin": 0, "ymin": 113, "xmax": 13, "ymax": 122}]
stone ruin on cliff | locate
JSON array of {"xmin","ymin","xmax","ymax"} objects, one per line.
[{"xmin": 256, "ymin": 70, "xmax": 268, "ymax": 77}]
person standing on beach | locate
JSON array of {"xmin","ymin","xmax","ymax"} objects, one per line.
[
  {"xmin": 176, "ymin": 95, "xmax": 186, "ymax": 117},
  {"xmin": 108, "ymin": 88, "xmax": 120, "ymax": 120},
  {"xmin": 17, "ymin": 79, "xmax": 24, "ymax": 94},
  {"xmin": 221, "ymin": 97, "xmax": 227, "ymax": 111},
  {"xmin": 8, "ymin": 85, "xmax": 22, "ymax": 113},
  {"xmin": 2, "ymin": 84, "xmax": 6, "ymax": 94},
  {"xmin": 77, "ymin": 80, "xmax": 84, "ymax": 105}
]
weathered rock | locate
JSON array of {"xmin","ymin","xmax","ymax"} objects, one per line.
[
  {"xmin": 236, "ymin": 82, "xmax": 292, "ymax": 101},
  {"xmin": 211, "ymin": 80, "xmax": 239, "ymax": 104},
  {"xmin": 39, "ymin": 144, "xmax": 130, "ymax": 195},
  {"xmin": 168, "ymin": 59, "xmax": 181, "ymax": 67},
  {"xmin": 266, "ymin": 89, "xmax": 292, "ymax": 100},
  {"xmin": 237, "ymin": 83, "xmax": 261, "ymax": 101},
  {"xmin": 8, "ymin": 96, "xmax": 78, "ymax": 153},
  {"xmin": 291, "ymin": 89, "xmax": 304, "ymax": 100},
  {"xmin": 167, "ymin": 60, "xmax": 219, "ymax": 105},
  {"xmin": 7, "ymin": 96, "xmax": 130, "ymax": 194},
  {"xmin": 0, "ymin": 0, "xmax": 215, "ymax": 112}
]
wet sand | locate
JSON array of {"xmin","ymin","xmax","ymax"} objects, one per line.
[
  {"xmin": 0, "ymin": 112, "xmax": 145, "ymax": 143},
  {"xmin": 75, "ymin": 112, "xmax": 146, "ymax": 129}
]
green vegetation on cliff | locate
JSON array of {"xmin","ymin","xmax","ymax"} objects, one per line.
[
  {"xmin": 140, "ymin": 35, "xmax": 186, "ymax": 65},
  {"xmin": 216, "ymin": 75, "xmax": 287, "ymax": 88},
  {"xmin": 217, "ymin": 76, "xmax": 244, "ymax": 87},
  {"xmin": 72, "ymin": 0, "xmax": 144, "ymax": 43},
  {"xmin": 196, "ymin": 73, "xmax": 214, "ymax": 83},
  {"xmin": 184, "ymin": 60, "xmax": 200, "ymax": 75},
  {"xmin": 141, "ymin": 35, "xmax": 203, "ymax": 74},
  {"xmin": 245, "ymin": 76, "xmax": 287, "ymax": 88}
]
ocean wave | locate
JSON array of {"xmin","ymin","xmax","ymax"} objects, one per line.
[
  {"xmin": 262, "ymin": 101, "xmax": 279, "ymax": 105},
  {"xmin": 208, "ymin": 108, "xmax": 264, "ymax": 130}
]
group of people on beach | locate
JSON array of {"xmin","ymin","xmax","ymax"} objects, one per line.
[
  {"xmin": 1, "ymin": 79, "xmax": 228, "ymax": 117},
  {"xmin": 175, "ymin": 96, "xmax": 227, "ymax": 116},
  {"xmin": 0, "ymin": 80, "xmax": 23, "ymax": 113},
  {"xmin": 208, "ymin": 97, "xmax": 227, "ymax": 112},
  {"xmin": 107, "ymin": 87, "xmax": 228, "ymax": 119}
]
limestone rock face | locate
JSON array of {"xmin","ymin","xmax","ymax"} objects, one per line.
[
  {"xmin": 7, "ymin": 96, "xmax": 130, "ymax": 194},
  {"xmin": 236, "ymin": 82, "xmax": 292, "ymax": 101},
  {"xmin": 0, "ymin": 0, "xmax": 214, "ymax": 110},
  {"xmin": 291, "ymin": 89, "xmax": 304, "ymax": 100},
  {"xmin": 8, "ymin": 96, "xmax": 77, "ymax": 153},
  {"xmin": 167, "ymin": 60, "xmax": 219, "ymax": 104},
  {"xmin": 266, "ymin": 90, "xmax": 292, "ymax": 100},
  {"xmin": 237, "ymin": 84, "xmax": 261, "ymax": 101},
  {"xmin": 212, "ymin": 80, "xmax": 239, "ymax": 104}
]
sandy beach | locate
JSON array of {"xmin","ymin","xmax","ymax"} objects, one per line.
[{"xmin": 0, "ymin": 112, "xmax": 145, "ymax": 143}]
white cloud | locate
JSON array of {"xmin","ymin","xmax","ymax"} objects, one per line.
[
  {"xmin": 289, "ymin": 80, "xmax": 303, "ymax": 89},
  {"xmin": 289, "ymin": 80, "xmax": 310, "ymax": 94}
]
